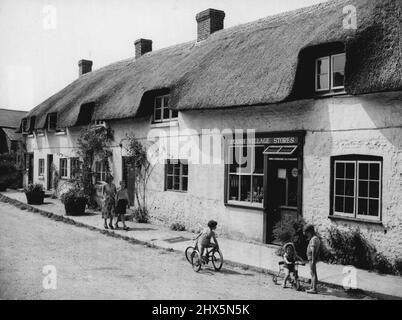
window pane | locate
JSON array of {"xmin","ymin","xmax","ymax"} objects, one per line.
[
  {"xmin": 359, "ymin": 163, "xmax": 369, "ymax": 180},
  {"xmin": 240, "ymin": 146, "xmax": 252, "ymax": 174},
  {"xmin": 173, "ymin": 175, "xmax": 180, "ymax": 190},
  {"xmin": 167, "ymin": 163, "xmax": 173, "ymax": 174},
  {"xmin": 335, "ymin": 179, "xmax": 345, "ymax": 195},
  {"xmin": 369, "ymin": 199, "xmax": 379, "ymax": 216},
  {"xmin": 163, "ymin": 107, "xmax": 170, "ymax": 120},
  {"xmin": 345, "ymin": 180, "xmax": 354, "ymax": 196},
  {"xmin": 333, "ymin": 71, "xmax": 344, "ymax": 88},
  {"xmin": 182, "ymin": 164, "xmax": 188, "ymax": 176},
  {"xmin": 163, "ymin": 96, "xmax": 169, "ymax": 108},
  {"xmin": 317, "ymin": 74, "xmax": 329, "ymax": 90},
  {"xmin": 166, "ymin": 176, "xmax": 173, "ymax": 190},
  {"xmin": 173, "ymin": 164, "xmax": 180, "ymax": 175},
  {"xmin": 254, "ymin": 146, "xmax": 264, "ymax": 174},
  {"xmin": 370, "ymin": 163, "xmax": 380, "ymax": 180},
  {"xmin": 359, "ymin": 180, "xmax": 368, "ymax": 197},
  {"xmin": 332, "ymin": 54, "xmax": 345, "ymax": 88},
  {"xmin": 155, "ymin": 97, "xmax": 161, "ymax": 108},
  {"xmin": 335, "ymin": 196, "xmax": 344, "ymax": 212},
  {"xmin": 317, "ymin": 58, "xmax": 329, "ymax": 75},
  {"xmin": 239, "ymin": 175, "xmax": 251, "ymax": 202},
  {"xmin": 252, "ymin": 176, "xmax": 264, "ymax": 203},
  {"xmin": 336, "ymin": 163, "xmax": 345, "ymax": 178},
  {"xmin": 344, "ymin": 197, "xmax": 354, "ymax": 214},
  {"xmin": 229, "ymin": 175, "xmax": 239, "ymax": 201},
  {"xmin": 369, "ymin": 181, "xmax": 379, "ymax": 198},
  {"xmin": 171, "ymin": 109, "xmax": 178, "ymax": 118},
  {"xmin": 345, "ymin": 163, "xmax": 355, "ymax": 179},
  {"xmin": 181, "ymin": 177, "xmax": 188, "ymax": 191},
  {"xmin": 358, "ymin": 198, "xmax": 368, "ymax": 215},
  {"xmin": 229, "ymin": 147, "xmax": 239, "ymax": 173},
  {"xmin": 155, "ymin": 108, "xmax": 161, "ymax": 121}
]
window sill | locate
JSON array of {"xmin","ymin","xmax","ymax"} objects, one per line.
[
  {"xmin": 27, "ymin": 134, "xmax": 34, "ymax": 138},
  {"xmin": 165, "ymin": 189, "xmax": 187, "ymax": 193},
  {"xmin": 150, "ymin": 120, "xmax": 178, "ymax": 128},
  {"xmin": 225, "ymin": 201, "xmax": 264, "ymax": 212},
  {"xmin": 55, "ymin": 131, "xmax": 66, "ymax": 136},
  {"xmin": 38, "ymin": 176, "xmax": 44, "ymax": 180},
  {"xmin": 328, "ymin": 215, "xmax": 383, "ymax": 225},
  {"xmin": 314, "ymin": 90, "xmax": 348, "ymax": 99}
]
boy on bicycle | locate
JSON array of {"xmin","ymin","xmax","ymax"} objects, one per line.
[{"xmin": 194, "ymin": 220, "xmax": 219, "ymax": 263}]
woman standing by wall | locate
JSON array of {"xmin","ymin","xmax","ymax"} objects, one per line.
[{"xmin": 102, "ymin": 174, "xmax": 117, "ymax": 229}]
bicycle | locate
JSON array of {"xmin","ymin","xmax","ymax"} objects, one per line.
[
  {"xmin": 185, "ymin": 245, "xmax": 223, "ymax": 272},
  {"xmin": 272, "ymin": 261, "xmax": 305, "ymax": 291}
]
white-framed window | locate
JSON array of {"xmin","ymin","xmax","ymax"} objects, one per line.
[
  {"xmin": 153, "ymin": 95, "xmax": 177, "ymax": 123},
  {"xmin": 332, "ymin": 156, "xmax": 382, "ymax": 221},
  {"xmin": 59, "ymin": 158, "xmax": 68, "ymax": 178},
  {"xmin": 95, "ymin": 161, "xmax": 107, "ymax": 183},
  {"xmin": 47, "ymin": 113, "xmax": 57, "ymax": 131},
  {"xmin": 315, "ymin": 53, "xmax": 346, "ymax": 92},
  {"xmin": 227, "ymin": 145, "xmax": 264, "ymax": 207},
  {"xmin": 38, "ymin": 159, "xmax": 45, "ymax": 176},
  {"xmin": 165, "ymin": 159, "xmax": 188, "ymax": 192},
  {"xmin": 92, "ymin": 120, "xmax": 107, "ymax": 127}
]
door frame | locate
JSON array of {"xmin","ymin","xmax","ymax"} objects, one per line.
[
  {"xmin": 47, "ymin": 154, "xmax": 53, "ymax": 190},
  {"xmin": 262, "ymin": 130, "xmax": 305, "ymax": 244}
]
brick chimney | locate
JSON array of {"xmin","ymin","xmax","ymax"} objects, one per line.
[
  {"xmin": 134, "ymin": 39, "xmax": 153, "ymax": 59},
  {"xmin": 196, "ymin": 9, "xmax": 225, "ymax": 42},
  {"xmin": 78, "ymin": 59, "xmax": 93, "ymax": 76}
]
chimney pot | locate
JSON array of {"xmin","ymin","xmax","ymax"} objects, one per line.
[
  {"xmin": 196, "ymin": 8, "xmax": 225, "ymax": 42},
  {"xmin": 78, "ymin": 59, "xmax": 93, "ymax": 76},
  {"xmin": 134, "ymin": 38, "xmax": 153, "ymax": 59}
]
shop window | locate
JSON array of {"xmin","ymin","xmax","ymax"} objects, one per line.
[
  {"xmin": 38, "ymin": 159, "xmax": 45, "ymax": 177},
  {"xmin": 70, "ymin": 157, "xmax": 81, "ymax": 180},
  {"xmin": 95, "ymin": 161, "xmax": 107, "ymax": 183},
  {"xmin": 153, "ymin": 95, "xmax": 177, "ymax": 123},
  {"xmin": 165, "ymin": 159, "xmax": 188, "ymax": 192},
  {"xmin": 331, "ymin": 155, "xmax": 382, "ymax": 221},
  {"xmin": 59, "ymin": 158, "xmax": 68, "ymax": 178},
  {"xmin": 227, "ymin": 145, "xmax": 264, "ymax": 206},
  {"xmin": 315, "ymin": 53, "xmax": 345, "ymax": 93}
]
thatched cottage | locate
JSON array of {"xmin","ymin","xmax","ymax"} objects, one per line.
[{"xmin": 19, "ymin": 0, "xmax": 401, "ymax": 260}]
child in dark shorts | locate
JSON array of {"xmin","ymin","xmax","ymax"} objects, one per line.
[
  {"xmin": 114, "ymin": 181, "xmax": 130, "ymax": 230},
  {"xmin": 282, "ymin": 242, "xmax": 303, "ymax": 288}
]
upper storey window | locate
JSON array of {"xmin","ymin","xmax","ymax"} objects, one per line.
[
  {"xmin": 315, "ymin": 53, "xmax": 346, "ymax": 93},
  {"xmin": 153, "ymin": 95, "xmax": 178, "ymax": 123},
  {"xmin": 47, "ymin": 113, "xmax": 57, "ymax": 131}
]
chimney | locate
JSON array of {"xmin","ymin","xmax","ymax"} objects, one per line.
[
  {"xmin": 134, "ymin": 38, "xmax": 153, "ymax": 59},
  {"xmin": 196, "ymin": 9, "xmax": 225, "ymax": 42},
  {"xmin": 78, "ymin": 59, "xmax": 93, "ymax": 76}
]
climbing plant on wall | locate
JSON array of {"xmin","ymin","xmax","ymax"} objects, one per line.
[{"xmin": 76, "ymin": 125, "xmax": 114, "ymax": 208}]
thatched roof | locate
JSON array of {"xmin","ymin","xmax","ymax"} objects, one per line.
[
  {"xmin": 26, "ymin": 0, "xmax": 401, "ymax": 129},
  {"xmin": 1, "ymin": 127, "xmax": 22, "ymax": 141},
  {"xmin": 0, "ymin": 108, "xmax": 28, "ymax": 129}
]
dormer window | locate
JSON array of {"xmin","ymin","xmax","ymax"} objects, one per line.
[
  {"xmin": 153, "ymin": 95, "xmax": 177, "ymax": 123},
  {"xmin": 21, "ymin": 118, "xmax": 28, "ymax": 134},
  {"xmin": 315, "ymin": 53, "xmax": 346, "ymax": 93},
  {"xmin": 47, "ymin": 113, "xmax": 57, "ymax": 131},
  {"xmin": 92, "ymin": 120, "xmax": 107, "ymax": 127}
]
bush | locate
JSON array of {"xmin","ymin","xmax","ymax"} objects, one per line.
[
  {"xmin": 394, "ymin": 258, "xmax": 402, "ymax": 276},
  {"xmin": 24, "ymin": 183, "xmax": 44, "ymax": 205},
  {"xmin": 372, "ymin": 253, "xmax": 393, "ymax": 274},
  {"xmin": 133, "ymin": 207, "xmax": 149, "ymax": 223},
  {"xmin": 0, "ymin": 154, "xmax": 22, "ymax": 190},
  {"xmin": 326, "ymin": 227, "xmax": 374, "ymax": 269},
  {"xmin": 60, "ymin": 184, "xmax": 88, "ymax": 216},
  {"xmin": 24, "ymin": 183, "xmax": 44, "ymax": 194},
  {"xmin": 272, "ymin": 217, "xmax": 308, "ymax": 260},
  {"xmin": 170, "ymin": 222, "xmax": 186, "ymax": 231}
]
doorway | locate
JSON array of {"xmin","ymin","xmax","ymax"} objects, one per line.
[
  {"xmin": 26, "ymin": 153, "xmax": 34, "ymax": 185},
  {"xmin": 265, "ymin": 158, "xmax": 302, "ymax": 244},
  {"xmin": 47, "ymin": 154, "xmax": 53, "ymax": 190},
  {"xmin": 122, "ymin": 156, "xmax": 135, "ymax": 206}
]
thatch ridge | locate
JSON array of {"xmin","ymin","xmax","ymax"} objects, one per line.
[{"xmin": 26, "ymin": 0, "xmax": 401, "ymax": 128}]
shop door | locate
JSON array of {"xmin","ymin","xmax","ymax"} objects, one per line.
[
  {"xmin": 122, "ymin": 157, "xmax": 135, "ymax": 206},
  {"xmin": 47, "ymin": 154, "xmax": 53, "ymax": 190},
  {"xmin": 266, "ymin": 159, "xmax": 300, "ymax": 244}
]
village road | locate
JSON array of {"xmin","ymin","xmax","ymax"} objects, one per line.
[{"xmin": 0, "ymin": 202, "xmax": 369, "ymax": 300}]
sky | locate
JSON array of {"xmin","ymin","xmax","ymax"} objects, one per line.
[{"xmin": 0, "ymin": 0, "xmax": 328, "ymax": 112}]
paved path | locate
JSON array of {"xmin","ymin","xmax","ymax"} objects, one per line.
[{"xmin": 0, "ymin": 202, "xmax": 364, "ymax": 300}]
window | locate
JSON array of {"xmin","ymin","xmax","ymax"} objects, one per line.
[
  {"xmin": 153, "ymin": 95, "xmax": 177, "ymax": 123},
  {"xmin": 21, "ymin": 118, "xmax": 28, "ymax": 133},
  {"xmin": 38, "ymin": 159, "xmax": 45, "ymax": 176},
  {"xmin": 59, "ymin": 158, "xmax": 68, "ymax": 178},
  {"xmin": 165, "ymin": 159, "xmax": 188, "ymax": 192},
  {"xmin": 47, "ymin": 113, "xmax": 57, "ymax": 131},
  {"xmin": 315, "ymin": 53, "xmax": 345, "ymax": 92},
  {"xmin": 92, "ymin": 120, "xmax": 106, "ymax": 127},
  {"xmin": 227, "ymin": 145, "xmax": 264, "ymax": 207},
  {"xmin": 331, "ymin": 156, "xmax": 382, "ymax": 221},
  {"xmin": 70, "ymin": 157, "xmax": 81, "ymax": 180},
  {"xmin": 95, "ymin": 161, "xmax": 107, "ymax": 183}
]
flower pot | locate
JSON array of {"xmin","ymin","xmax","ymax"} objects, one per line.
[
  {"xmin": 64, "ymin": 197, "xmax": 87, "ymax": 216},
  {"xmin": 25, "ymin": 191, "xmax": 44, "ymax": 205}
]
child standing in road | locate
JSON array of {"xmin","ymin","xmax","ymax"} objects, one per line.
[
  {"xmin": 194, "ymin": 220, "xmax": 219, "ymax": 263},
  {"xmin": 304, "ymin": 224, "xmax": 320, "ymax": 294},
  {"xmin": 114, "ymin": 180, "xmax": 130, "ymax": 230},
  {"xmin": 282, "ymin": 243, "xmax": 303, "ymax": 288}
]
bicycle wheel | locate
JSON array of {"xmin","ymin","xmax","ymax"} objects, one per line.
[
  {"xmin": 211, "ymin": 249, "xmax": 223, "ymax": 271},
  {"xmin": 191, "ymin": 250, "xmax": 202, "ymax": 272},
  {"xmin": 185, "ymin": 246, "xmax": 195, "ymax": 264}
]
